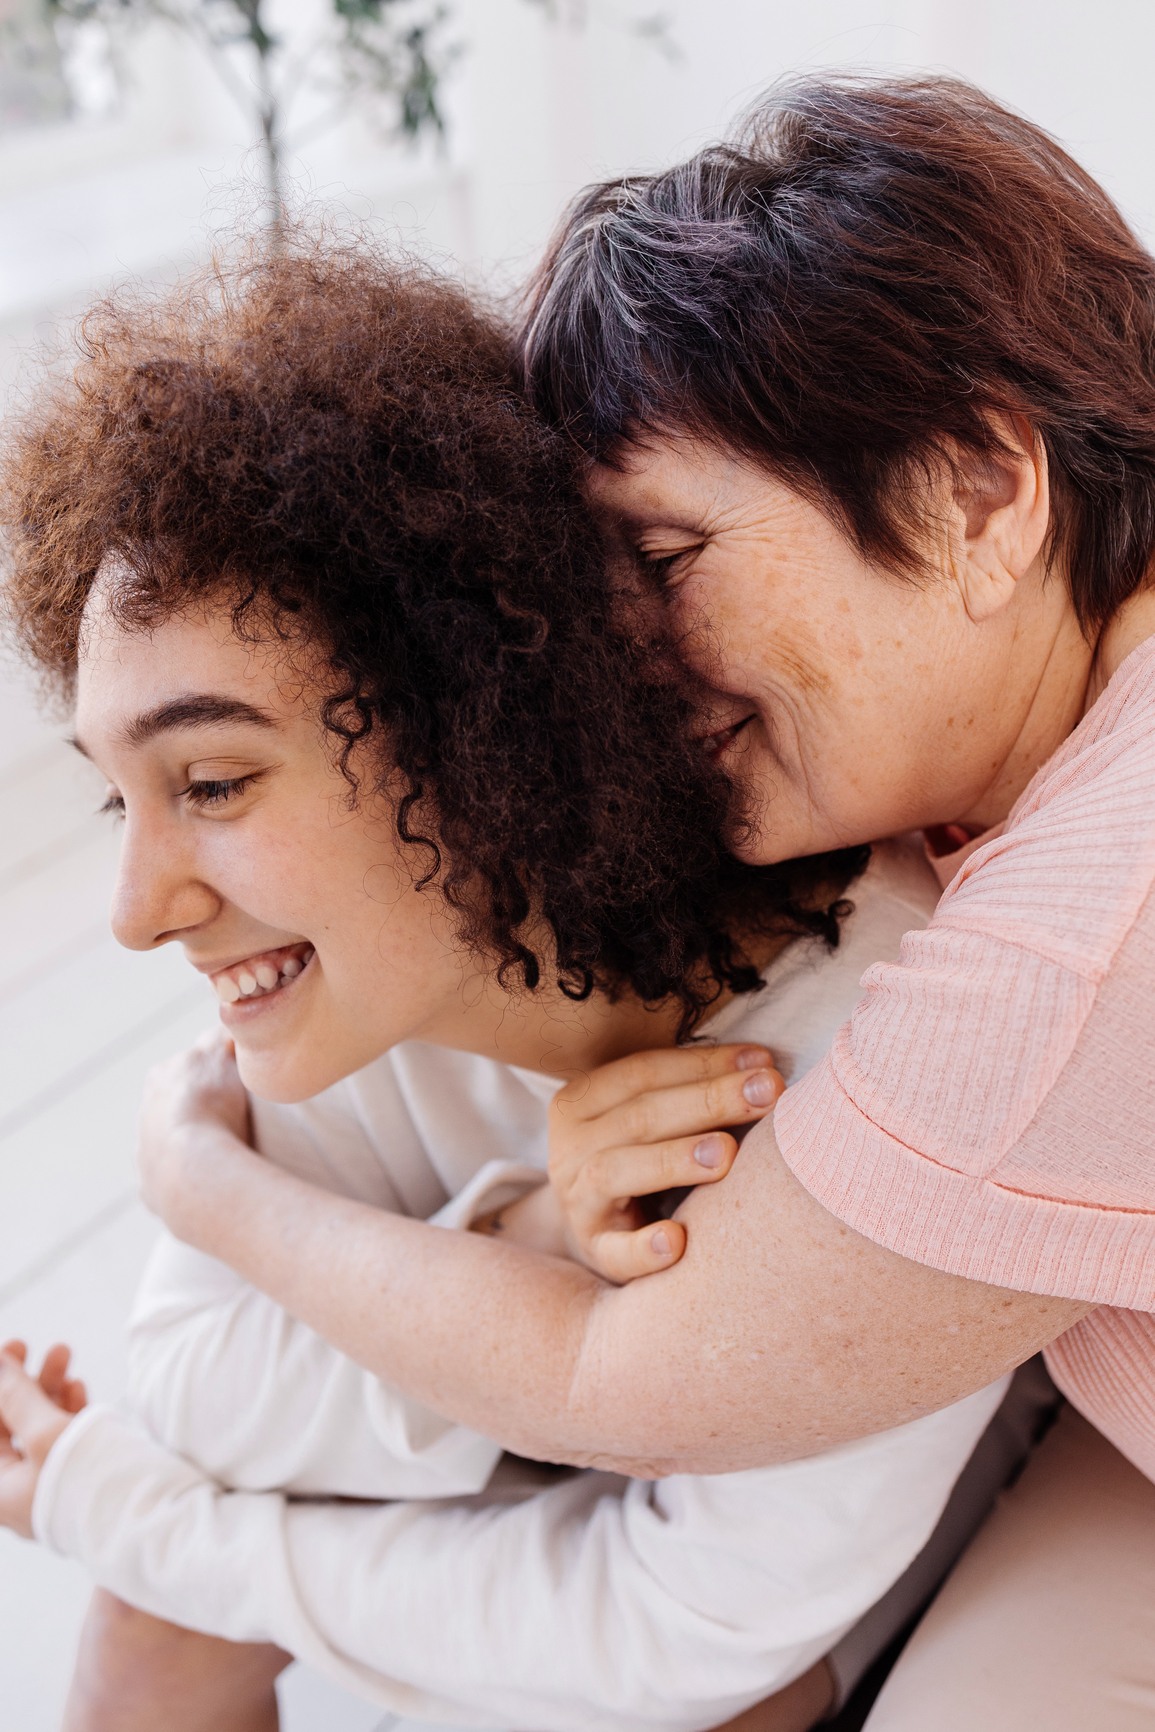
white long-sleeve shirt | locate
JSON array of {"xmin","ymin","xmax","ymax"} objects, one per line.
[{"xmin": 33, "ymin": 840, "xmax": 1009, "ymax": 1731}]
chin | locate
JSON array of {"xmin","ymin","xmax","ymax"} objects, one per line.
[
  {"xmin": 232, "ymin": 1041, "xmax": 339, "ymax": 1105},
  {"xmin": 725, "ymin": 791, "xmax": 869, "ymax": 867},
  {"xmin": 724, "ymin": 813, "xmax": 799, "ymax": 867}
]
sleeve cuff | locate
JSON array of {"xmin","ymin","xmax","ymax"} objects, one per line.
[
  {"xmin": 32, "ymin": 1403, "xmax": 189, "ymax": 1556},
  {"xmin": 776, "ymin": 1060, "xmax": 1155, "ymax": 1308},
  {"xmin": 427, "ymin": 1159, "xmax": 547, "ymax": 1231}
]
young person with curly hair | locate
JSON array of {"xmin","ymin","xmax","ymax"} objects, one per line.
[{"xmin": 0, "ymin": 241, "xmax": 1019, "ymax": 1731}]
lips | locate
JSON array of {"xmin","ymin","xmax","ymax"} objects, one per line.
[{"xmin": 208, "ymin": 942, "xmax": 314, "ymax": 1005}]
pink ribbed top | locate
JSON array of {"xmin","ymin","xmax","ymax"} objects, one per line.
[{"xmin": 775, "ymin": 635, "xmax": 1155, "ymax": 1480}]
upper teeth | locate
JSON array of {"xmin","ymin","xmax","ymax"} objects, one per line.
[{"xmin": 211, "ymin": 948, "xmax": 313, "ymax": 1004}]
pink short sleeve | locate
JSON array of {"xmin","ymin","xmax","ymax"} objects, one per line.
[{"xmin": 775, "ymin": 638, "xmax": 1155, "ymax": 1311}]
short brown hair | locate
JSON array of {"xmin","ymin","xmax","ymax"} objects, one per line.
[
  {"xmin": 523, "ymin": 76, "xmax": 1155, "ymax": 630},
  {"xmin": 1, "ymin": 239, "xmax": 863, "ymax": 1030}
]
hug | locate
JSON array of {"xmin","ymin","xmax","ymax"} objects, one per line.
[{"xmin": 2, "ymin": 72, "xmax": 1155, "ymax": 1732}]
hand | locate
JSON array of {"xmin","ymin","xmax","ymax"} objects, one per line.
[
  {"xmin": 0, "ymin": 1341, "xmax": 87, "ymax": 1539},
  {"xmin": 549, "ymin": 1043, "xmax": 784, "ymax": 1283},
  {"xmin": 137, "ymin": 1028, "xmax": 252, "ymax": 1224}
]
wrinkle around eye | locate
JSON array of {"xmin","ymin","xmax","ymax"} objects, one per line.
[{"xmin": 638, "ymin": 545, "xmax": 704, "ymax": 594}]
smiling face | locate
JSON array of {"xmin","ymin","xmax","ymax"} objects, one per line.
[
  {"xmin": 74, "ymin": 592, "xmax": 500, "ymax": 1104},
  {"xmin": 589, "ymin": 435, "xmax": 1097, "ymax": 864}
]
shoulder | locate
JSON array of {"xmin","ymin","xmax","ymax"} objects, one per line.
[{"xmin": 935, "ymin": 638, "xmax": 1155, "ymax": 983}]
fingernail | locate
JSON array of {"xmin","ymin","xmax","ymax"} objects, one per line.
[
  {"xmin": 693, "ymin": 1135, "xmax": 726, "ymax": 1169},
  {"xmin": 735, "ymin": 1047, "xmax": 770, "ymax": 1070},
  {"xmin": 742, "ymin": 1071, "xmax": 777, "ymax": 1107},
  {"xmin": 651, "ymin": 1228, "xmax": 672, "ymax": 1256}
]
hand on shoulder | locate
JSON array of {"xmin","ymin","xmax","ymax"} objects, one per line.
[{"xmin": 547, "ymin": 1042, "xmax": 783, "ymax": 1283}]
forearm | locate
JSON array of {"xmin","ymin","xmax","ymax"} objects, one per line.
[
  {"xmin": 162, "ymin": 1125, "xmax": 606, "ymax": 1466},
  {"xmin": 162, "ymin": 1120, "xmax": 1090, "ymax": 1475}
]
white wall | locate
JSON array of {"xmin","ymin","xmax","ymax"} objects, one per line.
[
  {"xmin": 457, "ymin": 0, "xmax": 1155, "ymax": 264},
  {"xmin": 3, "ymin": 0, "xmax": 1155, "ymax": 364}
]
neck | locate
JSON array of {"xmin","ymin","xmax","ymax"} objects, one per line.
[
  {"xmin": 412, "ymin": 965, "xmax": 688, "ymax": 1078},
  {"xmin": 957, "ymin": 582, "xmax": 1155, "ymax": 836},
  {"xmin": 1084, "ymin": 584, "xmax": 1155, "ymax": 713},
  {"xmin": 409, "ymin": 924, "xmax": 792, "ymax": 1078}
]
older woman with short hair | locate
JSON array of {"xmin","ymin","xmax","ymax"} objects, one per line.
[{"xmin": 519, "ymin": 75, "xmax": 1155, "ymax": 1727}]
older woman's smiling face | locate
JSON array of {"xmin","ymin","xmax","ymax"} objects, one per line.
[
  {"xmin": 588, "ymin": 433, "xmax": 1094, "ymax": 864},
  {"xmin": 73, "ymin": 590, "xmax": 486, "ymax": 1104}
]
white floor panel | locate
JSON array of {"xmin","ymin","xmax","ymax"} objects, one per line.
[
  {"xmin": 0, "ymin": 936, "xmax": 204, "ymax": 1129},
  {"xmin": 0, "ymin": 998, "xmax": 214, "ymax": 1293},
  {"xmin": 0, "ymin": 828, "xmax": 120, "ymax": 1004},
  {"xmin": 0, "ymin": 742, "xmax": 107, "ymax": 888},
  {"xmin": 278, "ymin": 1661, "xmax": 397, "ymax": 1732},
  {"xmin": 0, "ymin": 1527, "xmax": 94, "ymax": 1732},
  {"xmin": 0, "ymin": 1201, "xmax": 160, "ymax": 1394}
]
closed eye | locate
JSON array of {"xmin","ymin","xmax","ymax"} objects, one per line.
[
  {"xmin": 181, "ymin": 775, "xmax": 256, "ymax": 808},
  {"xmin": 98, "ymin": 774, "xmax": 259, "ymax": 819},
  {"xmin": 639, "ymin": 544, "xmax": 703, "ymax": 593}
]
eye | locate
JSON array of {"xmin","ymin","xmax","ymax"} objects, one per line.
[
  {"xmin": 181, "ymin": 775, "xmax": 255, "ymax": 808},
  {"xmin": 639, "ymin": 544, "xmax": 702, "ymax": 593},
  {"xmin": 99, "ymin": 791, "xmax": 125, "ymax": 820}
]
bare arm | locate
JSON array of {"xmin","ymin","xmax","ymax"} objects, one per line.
[{"xmin": 152, "ymin": 1111, "xmax": 1088, "ymax": 1476}]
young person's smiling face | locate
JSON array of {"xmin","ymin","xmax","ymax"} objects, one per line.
[{"xmin": 74, "ymin": 590, "xmax": 499, "ymax": 1104}]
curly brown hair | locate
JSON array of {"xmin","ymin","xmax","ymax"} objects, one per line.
[{"xmin": 1, "ymin": 238, "xmax": 864, "ymax": 1030}]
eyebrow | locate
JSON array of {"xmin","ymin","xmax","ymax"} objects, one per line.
[
  {"xmin": 70, "ymin": 694, "xmax": 280, "ymax": 759},
  {"xmin": 121, "ymin": 694, "xmax": 280, "ymax": 748}
]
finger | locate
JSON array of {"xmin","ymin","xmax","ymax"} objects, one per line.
[
  {"xmin": 595, "ymin": 1067, "xmax": 784, "ymax": 1154},
  {"xmin": 573, "ymin": 1132, "xmax": 740, "ymax": 1210},
  {"xmin": 62, "ymin": 1379, "xmax": 88, "ymax": 1415},
  {"xmin": 37, "ymin": 1344, "xmax": 72, "ymax": 1403},
  {"xmin": 588, "ymin": 1218, "xmax": 688, "ymax": 1284},
  {"xmin": 0, "ymin": 1353, "xmax": 63, "ymax": 1442},
  {"xmin": 0, "ymin": 1341, "xmax": 28, "ymax": 1366},
  {"xmin": 553, "ymin": 1044, "xmax": 776, "ymax": 1119}
]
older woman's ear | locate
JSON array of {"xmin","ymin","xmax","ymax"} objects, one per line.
[{"xmin": 946, "ymin": 414, "xmax": 1051, "ymax": 623}]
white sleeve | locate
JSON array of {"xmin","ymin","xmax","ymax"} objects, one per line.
[
  {"xmin": 34, "ymin": 1378, "xmax": 1007, "ymax": 1732},
  {"xmin": 126, "ymin": 1234, "xmax": 503, "ymax": 1500},
  {"xmin": 126, "ymin": 1162, "xmax": 545, "ymax": 1501}
]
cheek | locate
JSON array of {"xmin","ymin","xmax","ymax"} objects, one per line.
[
  {"xmin": 676, "ymin": 555, "xmax": 799, "ymax": 683},
  {"xmin": 206, "ymin": 807, "xmax": 356, "ymax": 930}
]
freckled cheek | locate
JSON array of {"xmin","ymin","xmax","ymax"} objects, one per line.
[{"xmin": 675, "ymin": 589, "xmax": 771, "ymax": 692}]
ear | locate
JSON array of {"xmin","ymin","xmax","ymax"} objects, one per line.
[{"xmin": 946, "ymin": 415, "xmax": 1049, "ymax": 624}]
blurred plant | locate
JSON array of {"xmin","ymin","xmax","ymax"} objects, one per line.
[
  {"xmin": 3, "ymin": 0, "xmax": 678, "ymax": 233},
  {"xmin": 524, "ymin": 0, "xmax": 677, "ymax": 61},
  {"xmin": 35, "ymin": 0, "xmax": 457, "ymax": 225}
]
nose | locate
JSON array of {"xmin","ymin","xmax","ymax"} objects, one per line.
[{"xmin": 109, "ymin": 813, "xmax": 220, "ymax": 952}]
